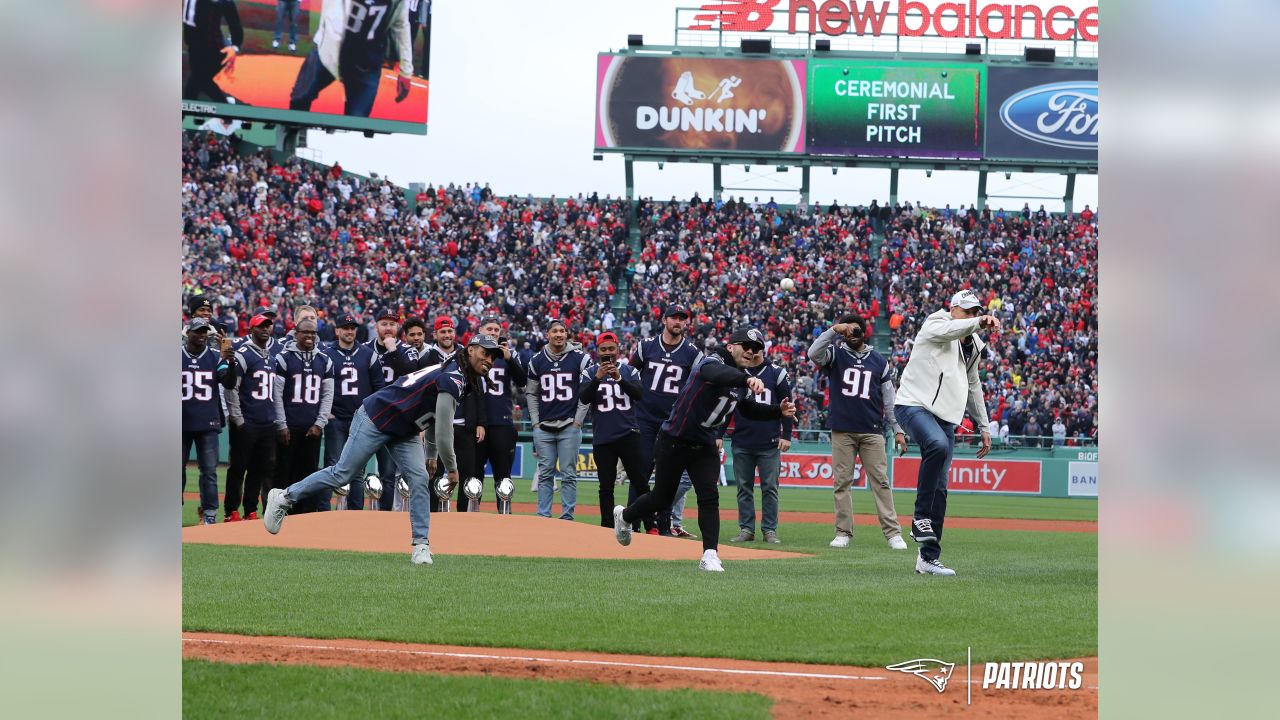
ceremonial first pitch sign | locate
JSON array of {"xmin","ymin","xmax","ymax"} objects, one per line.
[
  {"xmin": 892, "ymin": 457, "xmax": 1042, "ymax": 494},
  {"xmin": 807, "ymin": 60, "xmax": 985, "ymax": 159}
]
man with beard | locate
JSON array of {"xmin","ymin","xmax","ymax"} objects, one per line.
[
  {"xmin": 318, "ymin": 312, "xmax": 381, "ymax": 510},
  {"xmin": 366, "ymin": 308, "xmax": 415, "ymax": 510},
  {"xmin": 525, "ymin": 320, "xmax": 590, "ymax": 520},
  {"xmin": 613, "ymin": 329, "xmax": 795, "ymax": 571},
  {"xmin": 401, "ymin": 316, "xmax": 428, "ymax": 358},
  {"xmin": 225, "ymin": 311, "xmax": 284, "ymax": 521},
  {"xmin": 264, "ymin": 336, "xmax": 503, "ymax": 565},
  {"xmin": 578, "ymin": 332, "xmax": 646, "ymax": 527},
  {"xmin": 474, "ymin": 317, "xmax": 526, "ymax": 510},
  {"xmin": 629, "ymin": 304, "xmax": 702, "ymax": 536}
]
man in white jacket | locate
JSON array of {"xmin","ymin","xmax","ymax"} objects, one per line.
[
  {"xmin": 288, "ymin": 0, "xmax": 413, "ymax": 117},
  {"xmin": 894, "ymin": 290, "xmax": 1000, "ymax": 576}
]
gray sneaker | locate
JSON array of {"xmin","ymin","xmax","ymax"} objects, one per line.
[
  {"xmin": 411, "ymin": 543, "xmax": 433, "ymax": 565},
  {"xmin": 613, "ymin": 505, "xmax": 632, "ymax": 546},
  {"xmin": 763, "ymin": 530, "xmax": 781, "ymax": 544},
  {"xmin": 729, "ymin": 529, "xmax": 754, "ymax": 543},
  {"xmin": 263, "ymin": 488, "xmax": 291, "ymax": 534}
]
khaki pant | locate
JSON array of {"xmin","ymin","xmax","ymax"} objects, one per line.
[{"xmin": 831, "ymin": 431, "xmax": 901, "ymax": 538}]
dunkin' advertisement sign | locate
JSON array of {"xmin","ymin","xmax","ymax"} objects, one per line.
[
  {"xmin": 892, "ymin": 457, "xmax": 1042, "ymax": 494},
  {"xmin": 595, "ymin": 54, "xmax": 806, "ymax": 153}
]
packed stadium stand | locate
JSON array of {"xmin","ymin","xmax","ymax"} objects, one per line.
[{"xmin": 182, "ymin": 133, "xmax": 1097, "ymax": 443}]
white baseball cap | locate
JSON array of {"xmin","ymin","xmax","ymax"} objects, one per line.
[{"xmin": 950, "ymin": 290, "xmax": 982, "ymax": 310}]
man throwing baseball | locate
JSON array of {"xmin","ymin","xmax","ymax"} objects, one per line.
[{"xmin": 894, "ymin": 290, "xmax": 999, "ymax": 576}]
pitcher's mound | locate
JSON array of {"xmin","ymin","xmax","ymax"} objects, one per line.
[{"xmin": 182, "ymin": 512, "xmax": 809, "ymax": 561}]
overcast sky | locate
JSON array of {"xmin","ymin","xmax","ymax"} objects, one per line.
[{"xmin": 306, "ymin": 0, "xmax": 1098, "ymax": 211}]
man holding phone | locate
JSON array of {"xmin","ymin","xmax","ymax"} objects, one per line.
[
  {"xmin": 476, "ymin": 317, "xmax": 526, "ymax": 510},
  {"xmin": 578, "ymin": 332, "xmax": 646, "ymax": 527},
  {"xmin": 809, "ymin": 315, "xmax": 907, "ymax": 551}
]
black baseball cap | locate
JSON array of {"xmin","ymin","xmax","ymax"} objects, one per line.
[
  {"xmin": 663, "ymin": 304, "xmax": 690, "ymax": 318},
  {"xmin": 727, "ymin": 328, "xmax": 765, "ymax": 350},
  {"xmin": 468, "ymin": 334, "xmax": 502, "ymax": 357},
  {"xmin": 336, "ymin": 313, "xmax": 359, "ymax": 328},
  {"xmin": 376, "ymin": 308, "xmax": 400, "ymax": 322}
]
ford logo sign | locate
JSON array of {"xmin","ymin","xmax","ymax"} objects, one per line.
[{"xmin": 999, "ymin": 82, "xmax": 1098, "ymax": 150}]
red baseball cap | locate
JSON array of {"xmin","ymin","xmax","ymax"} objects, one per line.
[
  {"xmin": 597, "ymin": 331, "xmax": 619, "ymax": 346},
  {"xmin": 434, "ymin": 316, "xmax": 454, "ymax": 332},
  {"xmin": 249, "ymin": 313, "xmax": 274, "ymax": 328}
]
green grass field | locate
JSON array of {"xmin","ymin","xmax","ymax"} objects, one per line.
[
  {"xmin": 183, "ymin": 659, "xmax": 772, "ymax": 720},
  {"xmin": 183, "ymin": 520, "xmax": 1096, "ymax": 666}
]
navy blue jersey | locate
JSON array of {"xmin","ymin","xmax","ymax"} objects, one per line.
[
  {"xmin": 819, "ymin": 344, "xmax": 892, "ymax": 433},
  {"xmin": 273, "ymin": 344, "xmax": 335, "ymax": 428},
  {"xmin": 662, "ymin": 355, "xmax": 750, "ymax": 445},
  {"xmin": 362, "ymin": 363, "xmax": 468, "ymax": 439},
  {"xmin": 323, "ymin": 342, "xmax": 379, "ymax": 420},
  {"xmin": 629, "ymin": 336, "xmax": 702, "ymax": 427},
  {"xmin": 731, "ymin": 362, "xmax": 794, "ymax": 449},
  {"xmin": 581, "ymin": 363, "xmax": 641, "ymax": 445},
  {"xmin": 339, "ymin": 0, "xmax": 395, "ymax": 74},
  {"xmin": 483, "ymin": 357, "xmax": 527, "ymax": 427},
  {"xmin": 231, "ymin": 342, "xmax": 283, "ymax": 426},
  {"xmin": 181, "ymin": 346, "xmax": 226, "ymax": 432},
  {"xmin": 367, "ymin": 338, "xmax": 414, "ymax": 387},
  {"xmin": 526, "ymin": 348, "xmax": 589, "ymax": 426}
]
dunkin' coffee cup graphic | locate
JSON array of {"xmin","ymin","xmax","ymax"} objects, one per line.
[{"xmin": 596, "ymin": 55, "xmax": 806, "ymax": 153}]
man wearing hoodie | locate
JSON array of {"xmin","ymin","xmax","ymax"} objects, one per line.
[
  {"xmin": 525, "ymin": 320, "xmax": 590, "ymax": 520},
  {"xmin": 612, "ymin": 328, "xmax": 795, "ymax": 572},
  {"xmin": 895, "ymin": 290, "xmax": 1000, "ymax": 576},
  {"xmin": 270, "ymin": 319, "xmax": 335, "ymax": 510}
]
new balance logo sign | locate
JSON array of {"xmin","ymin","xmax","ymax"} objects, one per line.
[{"xmin": 886, "ymin": 659, "xmax": 954, "ymax": 693}]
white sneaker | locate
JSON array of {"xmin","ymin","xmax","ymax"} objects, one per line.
[
  {"xmin": 915, "ymin": 553, "xmax": 956, "ymax": 576},
  {"xmin": 411, "ymin": 543, "xmax": 433, "ymax": 565},
  {"xmin": 264, "ymin": 488, "xmax": 291, "ymax": 534},
  {"xmin": 698, "ymin": 549, "xmax": 724, "ymax": 572},
  {"xmin": 272, "ymin": 40, "xmax": 280, "ymax": 49},
  {"xmin": 829, "ymin": 534, "xmax": 850, "ymax": 548},
  {"xmin": 288, "ymin": 43, "xmax": 296, "ymax": 52},
  {"xmin": 888, "ymin": 535, "xmax": 909, "ymax": 550},
  {"xmin": 613, "ymin": 505, "xmax": 631, "ymax": 546}
]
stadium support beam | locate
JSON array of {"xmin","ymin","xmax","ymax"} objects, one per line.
[
  {"xmin": 624, "ymin": 157, "xmax": 635, "ymax": 202},
  {"xmin": 889, "ymin": 167, "xmax": 900, "ymax": 208},
  {"xmin": 800, "ymin": 165, "xmax": 810, "ymax": 206},
  {"xmin": 275, "ymin": 126, "xmax": 301, "ymax": 155},
  {"xmin": 1063, "ymin": 172, "xmax": 1077, "ymax": 215},
  {"xmin": 713, "ymin": 164, "xmax": 723, "ymax": 201},
  {"xmin": 977, "ymin": 170, "xmax": 989, "ymax": 211}
]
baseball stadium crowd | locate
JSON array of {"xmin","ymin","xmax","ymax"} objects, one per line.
[{"xmin": 182, "ymin": 132, "xmax": 1097, "ymax": 442}]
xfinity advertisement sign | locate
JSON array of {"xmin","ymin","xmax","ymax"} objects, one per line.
[{"xmin": 985, "ymin": 67, "xmax": 1098, "ymax": 162}]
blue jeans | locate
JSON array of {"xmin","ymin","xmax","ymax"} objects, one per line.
[
  {"xmin": 733, "ymin": 445, "xmax": 780, "ymax": 533},
  {"xmin": 285, "ymin": 407, "xmax": 431, "ymax": 545},
  {"xmin": 288, "ymin": 50, "xmax": 380, "ymax": 118},
  {"xmin": 318, "ymin": 416, "xmax": 360, "ymax": 511},
  {"xmin": 533, "ymin": 424, "xmax": 581, "ymax": 519},
  {"xmin": 895, "ymin": 405, "xmax": 956, "ymax": 561},
  {"xmin": 273, "ymin": 0, "xmax": 299, "ymax": 44},
  {"xmin": 183, "ymin": 430, "xmax": 220, "ymax": 518}
]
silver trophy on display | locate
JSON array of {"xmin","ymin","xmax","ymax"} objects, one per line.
[
  {"xmin": 334, "ymin": 483, "xmax": 349, "ymax": 510},
  {"xmin": 393, "ymin": 476, "xmax": 410, "ymax": 512},
  {"xmin": 496, "ymin": 477, "xmax": 514, "ymax": 515},
  {"xmin": 462, "ymin": 477, "xmax": 483, "ymax": 512},
  {"xmin": 364, "ymin": 473, "xmax": 382, "ymax": 510},
  {"xmin": 433, "ymin": 475, "xmax": 455, "ymax": 512}
]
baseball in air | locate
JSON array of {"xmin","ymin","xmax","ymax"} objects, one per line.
[{"xmin": 780, "ymin": 278, "xmax": 795, "ymax": 291}]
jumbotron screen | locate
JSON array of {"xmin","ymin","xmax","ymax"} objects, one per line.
[{"xmin": 182, "ymin": 0, "xmax": 431, "ymax": 135}]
